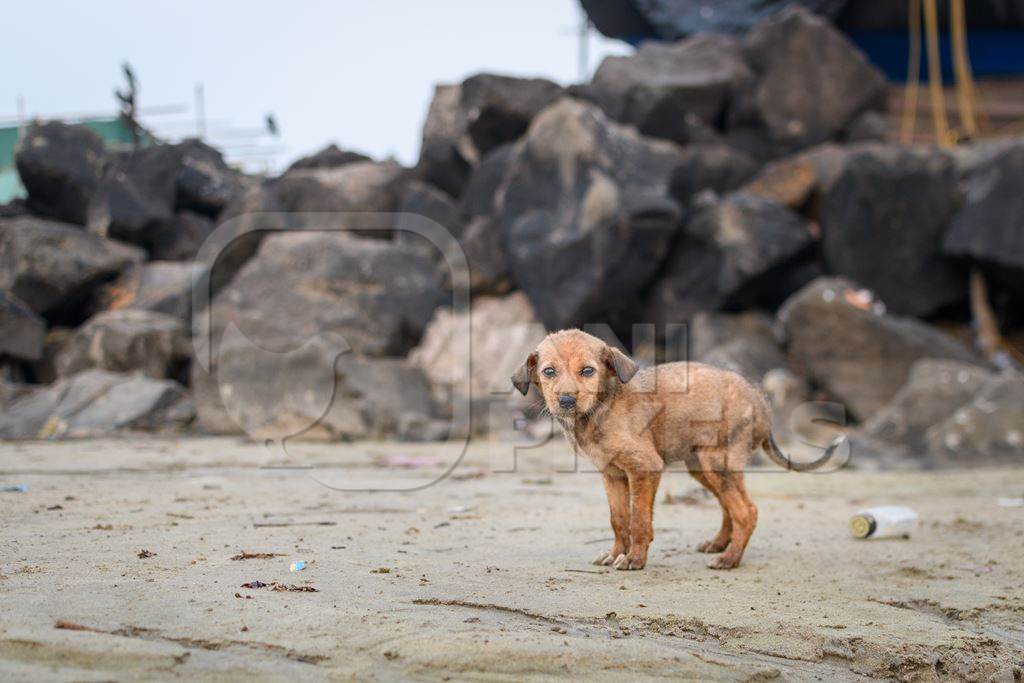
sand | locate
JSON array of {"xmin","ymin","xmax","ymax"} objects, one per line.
[{"xmin": 1, "ymin": 437, "xmax": 1022, "ymax": 681}]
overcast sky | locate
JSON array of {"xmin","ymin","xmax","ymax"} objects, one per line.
[{"xmin": 0, "ymin": 1, "xmax": 632, "ymax": 171}]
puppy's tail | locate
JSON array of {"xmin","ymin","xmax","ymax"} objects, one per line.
[{"xmin": 763, "ymin": 433, "xmax": 846, "ymax": 472}]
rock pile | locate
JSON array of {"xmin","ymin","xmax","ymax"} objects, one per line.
[{"xmin": 1, "ymin": 6, "xmax": 1021, "ymax": 467}]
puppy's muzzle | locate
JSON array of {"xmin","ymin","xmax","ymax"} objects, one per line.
[{"xmin": 558, "ymin": 395, "xmax": 577, "ymax": 410}]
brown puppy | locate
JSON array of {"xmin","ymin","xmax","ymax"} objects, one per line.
[{"xmin": 512, "ymin": 329, "xmax": 839, "ymax": 570}]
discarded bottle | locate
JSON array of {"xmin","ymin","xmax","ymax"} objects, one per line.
[
  {"xmin": 290, "ymin": 560, "xmax": 307, "ymax": 572},
  {"xmin": 850, "ymin": 506, "xmax": 918, "ymax": 539}
]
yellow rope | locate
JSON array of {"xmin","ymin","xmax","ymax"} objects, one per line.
[
  {"xmin": 922, "ymin": 0, "xmax": 952, "ymax": 147},
  {"xmin": 950, "ymin": 0, "xmax": 980, "ymax": 138},
  {"xmin": 900, "ymin": 0, "xmax": 922, "ymax": 144}
]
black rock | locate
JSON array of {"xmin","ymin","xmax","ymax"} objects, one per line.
[
  {"xmin": 417, "ymin": 75, "xmax": 562, "ymax": 197},
  {"xmin": 396, "ymin": 180, "xmax": 463, "ymax": 242},
  {"xmin": 667, "ymin": 144, "xmax": 759, "ymax": 206},
  {"xmin": 456, "ymin": 216, "xmax": 511, "ymax": 296},
  {"xmin": 287, "ymin": 143, "xmax": 372, "ymax": 172},
  {"xmin": 173, "ymin": 139, "xmax": 247, "ymax": 216},
  {"xmin": 87, "ymin": 140, "xmax": 244, "ymax": 248},
  {"xmin": 55, "ymin": 309, "xmax": 190, "ymax": 380},
  {"xmin": 820, "ymin": 144, "xmax": 964, "ymax": 317},
  {"xmin": 272, "ymin": 161, "xmax": 409, "ymax": 220},
  {"xmin": 686, "ymin": 311, "xmax": 778, "ymax": 362},
  {"xmin": 458, "ymin": 144, "xmax": 517, "ymax": 219},
  {"xmin": 0, "ymin": 369, "xmax": 194, "ymax": 439},
  {"xmin": 585, "ymin": 34, "xmax": 754, "ymax": 144},
  {"xmin": 924, "ymin": 371, "xmax": 1024, "ymax": 466},
  {"xmin": 0, "ymin": 217, "xmax": 145, "ymax": 319},
  {"xmin": 498, "ymin": 98, "xmax": 684, "ymax": 330},
  {"xmin": 778, "ymin": 277, "xmax": 983, "ymax": 420},
  {"xmin": 852, "ymin": 359, "xmax": 994, "ymax": 468},
  {"xmin": 191, "ymin": 334, "xmax": 442, "ymax": 441},
  {"xmin": 207, "ymin": 231, "xmax": 446, "ymax": 358},
  {"xmin": 944, "ymin": 142, "xmax": 1024, "ymax": 299},
  {"xmin": 15, "ymin": 121, "xmax": 108, "ymax": 225},
  {"xmin": 729, "ymin": 6, "xmax": 887, "ymax": 156},
  {"xmin": 99, "ymin": 261, "xmax": 204, "ymax": 322},
  {"xmin": 648, "ymin": 192, "xmax": 813, "ymax": 324},
  {"xmin": 740, "ymin": 143, "xmax": 847, "ymax": 208},
  {"xmin": 150, "ymin": 210, "xmax": 215, "ymax": 261},
  {"xmin": 0, "ymin": 290, "xmax": 45, "ymax": 362}
]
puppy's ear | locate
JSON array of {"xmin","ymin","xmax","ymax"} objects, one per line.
[
  {"xmin": 605, "ymin": 345, "xmax": 638, "ymax": 384},
  {"xmin": 511, "ymin": 351, "xmax": 538, "ymax": 396}
]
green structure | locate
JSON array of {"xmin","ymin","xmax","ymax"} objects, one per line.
[{"xmin": 0, "ymin": 116, "xmax": 155, "ymax": 204}]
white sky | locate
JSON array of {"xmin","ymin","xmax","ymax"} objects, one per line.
[{"xmin": 0, "ymin": 1, "xmax": 632, "ymax": 171}]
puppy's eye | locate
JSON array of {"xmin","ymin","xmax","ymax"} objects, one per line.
[
  {"xmin": 580, "ymin": 366, "xmax": 595, "ymax": 377},
  {"xmin": 542, "ymin": 367, "xmax": 556, "ymax": 378}
]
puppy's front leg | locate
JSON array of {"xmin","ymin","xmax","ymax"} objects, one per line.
[
  {"xmin": 594, "ymin": 472, "xmax": 630, "ymax": 566},
  {"xmin": 614, "ymin": 469, "xmax": 661, "ymax": 570}
]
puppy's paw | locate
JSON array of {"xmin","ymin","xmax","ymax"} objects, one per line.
[
  {"xmin": 593, "ymin": 550, "xmax": 616, "ymax": 566},
  {"xmin": 696, "ymin": 538, "xmax": 729, "ymax": 553},
  {"xmin": 613, "ymin": 552, "xmax": 646, "ymax": 570},
  {"xmin": 707, "ymin": 554, "xmax": 740, "ymax": 570}
]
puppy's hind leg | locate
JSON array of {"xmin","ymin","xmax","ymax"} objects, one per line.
[
  {"xmin": 690, "ymin": 470, "xmax": 731, "ymax": 553},
  {"xmin": 594, "ymin": 472, "xmax": 630, "ymax": 566},
  {"xmin": 707, "ymin": 471, "xmax": 758, "ymax": 570}
]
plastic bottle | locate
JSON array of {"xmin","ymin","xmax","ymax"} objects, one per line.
[{"xmin": 850, "ymin": 506, "xmax": 918, "ymax": 539}]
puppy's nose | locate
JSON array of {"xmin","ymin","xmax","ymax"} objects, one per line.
[{"xmin": 558, "ymin": 395, "xmax": 576, "ymax": 410}]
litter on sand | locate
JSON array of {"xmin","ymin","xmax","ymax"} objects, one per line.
[
  {"xmin": 1, "ymin": 484, "xmax": 28, "ymax": 493},
  {"xmin": 240, "ymin": 580, "xmax": 318, "ymax": 592},
  {"xmin": 850, "ymin": 506, "xmax": 918, "ymax": 539},
  {"xmin": 290, "ymin": 560, "xmax": 307, "ymax": 572},
  {"xmin": 997, "ymin": 497, "xmax": 1024, "ymax": 507},
  {"xmin": 230, "ymin": 551, "xmax": 283, "ymax": 561}
]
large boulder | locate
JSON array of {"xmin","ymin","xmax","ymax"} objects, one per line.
[
  {"xmin": 15, "ymin": 121, "xmax": 107, "ymax": 224},
  {"xmin": 670, "ymin": 311, "xmax": 787, "ymax": 384},
  {"xmin": 924, "ymin": 372, "xmax": 1024, "ymax": 466},
  {"xmin": 287, "ymin": 144, "xmax": 371, "ymax": 172},
  {"xmin": 0, "ymin": 217, "xmax": 145, "ymax": 319},
  {"xmin": 410, "ymin": 292, "xmax": 546, "ymax": 435},
  {"xmin": 647, "ymin": 192, "xmax": 813, "ymax": 324},
  {"xmin": 457, "ymin": 216, "xmax": 512, "ymax": 296},
  {"xmin": 100, "ymin": 261, "xmax": 204, "ymax": 322},
  {"xmin": 0, "ymin": 291, "xmax": 45, "ymax": 362},
  {"xmin": 204, "ymin": 181, "xmax": 288, "ymax": 293},
  {"xmin": 174, "ymin": 139, "xmax": 247, "ymax": 217},
  {"xmin": 0, "ymin": 369, "xmax": 193, "ymax": 440},
  {"xmin": 944, "ymin": 142, "xmax": 1024, "ymax": 299},
  {"xmin": 26, "ymin": 328, "xmax": 72, "ymax": 385},
  {"xmin": 193, "ymin": 330, "xmax": 443, "ymax": 441},
  {"xmin": 149, "ymin": 210, "xmax": 215, "ymax": 261},
  {"xmin": 208, "ymin": 231, "xmax": 446, "ymax": 358},
  {"xmin": 458, "ymin": 143, "xmax": 516, "ymax": 219},
  {"xmin": 585, "ymin": 34, "xmax": 754, "ymax": 145},
  {"xmin": 396, "ymin": 180, "xmax": 463, "ymax": 244},
  {"xmin": 498, "ymin": 98, "xmax": 684, "ymax": 330},
  {"xmin": 820, "ymin": 145, "xmax": 964, "ymax": 317},
  {"xmin": 729, "ymin": 6, "xmax": 887, "ymax": 156},
  {"xmin": 417, "ymin": 75, "xmax": 563, "ymax": 197},
  {"xmin": 411, "ymin": 291, "xmax": 544, "ymax": 401},
  {"xmin": 667, "ymin": 144, "xmax": 759, "ymax": 206},
  {"xmin": 87, "ymin": 140, "xmax": 244, "ymax": 248},
  {"xmin": 741, "ymin": 143, "xmax": 847, "ymax": 209},
  {"xmin": 851, "ymin": 359, "xmax": 994, "ymax": 468},
  {"xmin": 272, "ymin": 160, "xmax": 409, "ymax": 215},
  {"xmin": 453, "ymin": 145, "xmax": 518, "ymax": 295},
  {"xmin": 778, "ymin": 277, "xmax": 983, "ymax": 420},
  {"xmin": 55, "ymin": 309, "xmax": 190, "ymax": 380}
]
